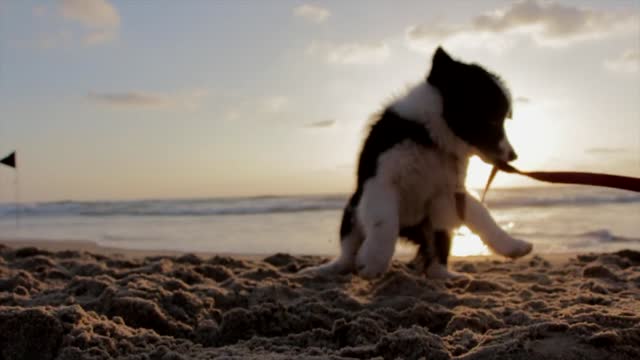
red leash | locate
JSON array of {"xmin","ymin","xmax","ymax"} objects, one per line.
[{"xmin": 481, "ymin": 162, "xmax": 640, "ymax": 202}]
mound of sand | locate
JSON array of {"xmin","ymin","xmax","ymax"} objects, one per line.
[{"xmin": 0, "ymin": 244, "xmax": 639, "ymax": 359}]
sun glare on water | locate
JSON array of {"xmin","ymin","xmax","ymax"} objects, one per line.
[{"xmin": 451, "ymin": 226, "xmax": 491, "ymax": 257}]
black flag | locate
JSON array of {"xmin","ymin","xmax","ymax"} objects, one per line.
[{"xmin": 1, "ymin": 151, "xmax": 16, "ymax": 168}]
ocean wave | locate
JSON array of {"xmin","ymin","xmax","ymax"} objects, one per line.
[
  {"xmin": 511, "ymin": 228, "xmax": 640, "ymax": 244},
  {"xmin": 486, "ymin": 192, "xmax": 640, "ymax": 208},
  {"xmin": 579, "ymin": 229, "xmax": 640, "ymax": 243},
  {"xmin": 0, "ymin": 197, "xmax": 348, "ymax": 217},
  {"xmin": 1, "ymin": 187, "xmax": 639, "ymax": 218}
]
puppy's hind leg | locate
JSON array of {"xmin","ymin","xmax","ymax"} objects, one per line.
[
  {"xmin": 426, "ymin": 194, "xmax": 466, "ymax": 279},
  {"xmin": 400, "ymin": 220, "xmax": 432, "ymax": 273},
  {"xmin": 301, "ymin": 230, "xmax": 362, "ymax": 276},
  {"xmin": 464, "ymin": 194, "xmax": 532, "ymax": 258},
  {"xmin": 355, "ymin": 180, "xmax": 399, "ymax": 279},
  {"xmin": 425, "ymin": 231, "xmax": 467, "ymax": 279},
  {"xmin": 299, "ymin": 196, "xmax": 363, "ymax": 275}
]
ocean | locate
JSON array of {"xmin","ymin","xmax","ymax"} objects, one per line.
[{"xmin": 1, "ymin": 186, "xmax": 638, "ymax": 257}]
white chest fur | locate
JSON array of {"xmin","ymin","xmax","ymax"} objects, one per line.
[
  {"xmin": 369, "ymin": 81, "xmax": 471, "ymax": 227},
  {"xmin": 374, "ymin": 142, "xmax": 460, "ymax": 227}
]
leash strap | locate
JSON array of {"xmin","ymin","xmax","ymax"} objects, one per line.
[
  {"xmin": 482, "ymin": 163, "xmax": 640, "ymax": 202},
  {"xmin": 481, "ymin": 166, "xmax": 500, "ymax": 203},
  {"xmin": 455, "ymin": 192, "xmax": 466, "ymax": 221}
]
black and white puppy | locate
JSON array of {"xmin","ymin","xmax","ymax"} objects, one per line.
[{"xmin": 303, "ymin": 47, "xmax": 532, "ymax": 279}]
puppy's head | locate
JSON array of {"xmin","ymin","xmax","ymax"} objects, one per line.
[{"xmin": 427, "ymin": 47, "xmax": 516, "ymax": 164}]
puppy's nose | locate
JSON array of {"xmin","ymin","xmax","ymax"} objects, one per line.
[{"xmin": 507, "ymin": 150, "xmax": 518, "ymax": 162}]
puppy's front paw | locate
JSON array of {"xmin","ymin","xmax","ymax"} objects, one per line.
[
  {"xmin": 355, "ymin": 253, "xmax": 390, "ymax": 279},
  {"xmin": 426, "ymin": 262, "xmax": 469, "ymax": 280},
  {"xmin": 507, "ymin": 238, "xmax": 533, "ymax": 259},
  {"xmin": 488, "ymin": 235, "xmax": 533, "ymax": 259},
  {"xmin": 501, "ymin": 238, "xmax": 533, "ymax": 259},
  {"xmin": 299, "ymin": 259, "xmax": 353, "ymax": 276}
]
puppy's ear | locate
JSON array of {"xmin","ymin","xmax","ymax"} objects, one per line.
[
  {"xmin": 433, "ymin": 47, "xmax": 454, "ymax": 68},
  {"xmin": 428, "ymin": 46, "xmax": 455, "ymax": 87}
]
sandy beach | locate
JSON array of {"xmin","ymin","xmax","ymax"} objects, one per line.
[{"xmin": 0, "ymin": 240, "xmax": 638, "ymax": 360}]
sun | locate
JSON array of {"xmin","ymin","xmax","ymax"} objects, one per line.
[
  {"xmin": 464, "ymin": 102, "xmax": 560, "ymax": 191},
  {"xmin": 451, "ymin": 225, "xmax": 491, "ymax": 257},
  {"xmin": 465, "ymin": 157, "xmax": 494, "ymax": 190}
]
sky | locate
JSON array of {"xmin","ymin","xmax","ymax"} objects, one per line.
[{"xmin": 0, "ymin": 0, "xmax": 638, "ymax": 202}]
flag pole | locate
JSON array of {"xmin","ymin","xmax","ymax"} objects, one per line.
[
  {"xmin": 1, "ymin": 151, "xmax": 19, "ymax": 227},
  {"xmin": 14, "ymin": 167, "xmax": 20, "ymax": 228}
]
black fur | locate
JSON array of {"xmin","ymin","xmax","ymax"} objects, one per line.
[
  {"xmin": 428, "ymin": 47, "xmax": 512, "ymax": 162},
  {"xmin": 339, "ymin": 109, "xmax": 435, "ymax": 238},
  {"xmin": 434, "ymin": 230, "xmax": 451, "ymax": 265},
  {"xmin": 400, "ymin": 220, "xmax": 433, "ymax": 268},
  {"xmin": 339, "ymin": 192, "xmax": 360, "ymax": 238},
  {"xmin": 357, "ymin": 109, "xmax": 435, "ymax": 188}
]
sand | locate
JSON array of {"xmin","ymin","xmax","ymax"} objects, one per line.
[{"xmin": 0, "ymin": 241, "xmax": 639, "ymax": 360}]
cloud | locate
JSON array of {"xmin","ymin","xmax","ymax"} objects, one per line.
[
  {"xmin": 406, "ymin": 0, "xmax": 639, "ymax": 51},
  {"xmin": 406, "ymin": 25, "xmax": 516, "ymax": 54},
  {"xmin": 60, "ymin": 0, "xmax": 119, "ymax": 28},
  {"xmin": 293, "ymin": 4, "xmax": 330, "ymax": 24},
  {"xmin": 472, "ymin": 0, "xmax": 632, "ymax": 41},
  {"xmin": 88, "ymin": 89, "xmax": 208, "ymax": 109},
  {"xmin": 605, "ymin": 48, "xmax": 640, "ymax": 73},
  {"xmin": 35, "ymin": 30, "xmax": 73, "ymax": 49},
  {"xmin": 406, "ymin": 23, "xmax": 464, "ymax": 43},
  {"xmin": 59, "ymin": 0, "xmax": 120, "ymax": 45},
  {"xmin": 307, "ymin": 41, "xmax": 390, "ymax": 65},
  {"xmin": 305, "ymin": 120, "xmax": 335, "ymax": 128},
  {"xmin": 261, "ymin": 96, "xmax": 289, "ymax": 113},
  {"xmin": 88, "ymin": 92, "xmax": 170, "ymax": 107},
  {"xmin": 83, "ymin": 29, "xmax": 117, "ymax": 45},
  {"xmin": 586, "ymin": 147, "xmax": 629, "ymax": 155},
  {"xmin": 223, "ymin": 110, "xmax": 241, "ymax": 121}
]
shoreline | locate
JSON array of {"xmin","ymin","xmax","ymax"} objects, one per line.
[
  {"xmin": 0, "ymin": 238, "xmax": 256, "ymax": 259},
  {"xmin": 0, "ymin": 237, "xmax": 580, "ymax": 265}
]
